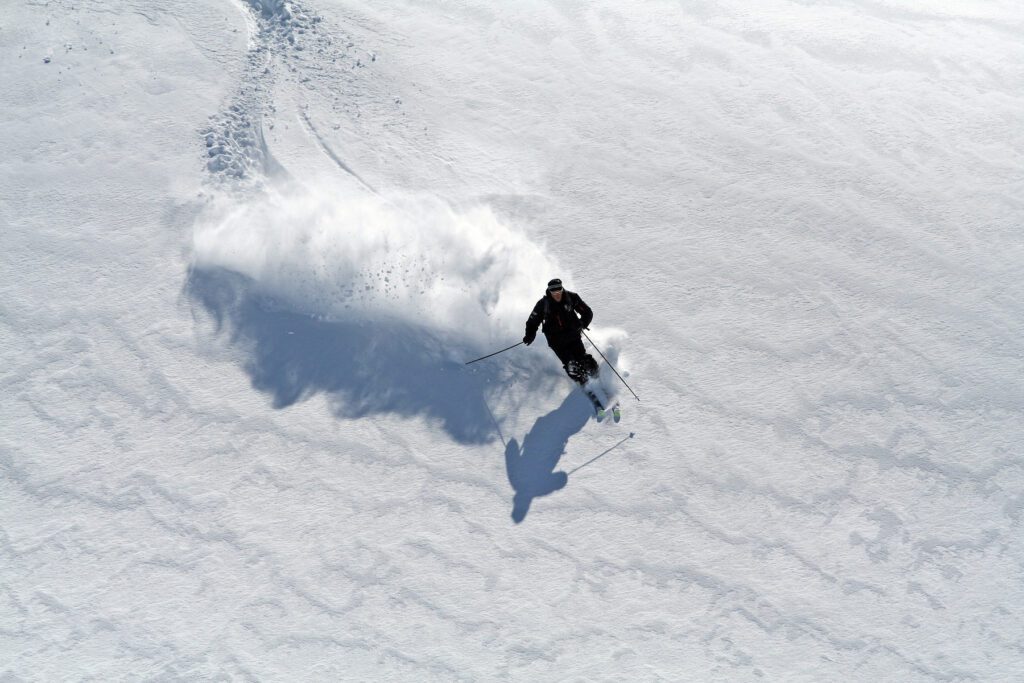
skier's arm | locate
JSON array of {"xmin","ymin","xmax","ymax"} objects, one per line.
[
  {"xmin": 524, "ymin": 300, "xmax": 544, "ymax": 344},
  {"xmin": 574, "ymin": 295, "xmax": 593, "ymax": 329}
]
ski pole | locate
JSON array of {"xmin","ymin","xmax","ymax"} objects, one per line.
[
  {"xmin": 582, "ymin": 331, "xmax": 639, "ymax": 401},
  {"xmin": 465, "ymin": 341, "xmax": 524, "ymax": 365}
]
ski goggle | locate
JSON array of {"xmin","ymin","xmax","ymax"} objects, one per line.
[{"xmin": 547, "ymin": 285, "xmax": 563, "ymax": 293}]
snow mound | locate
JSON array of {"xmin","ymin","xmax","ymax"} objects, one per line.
[{"xmin": 192, "ymin": 184, "xmax": 564, "ymax": 347}]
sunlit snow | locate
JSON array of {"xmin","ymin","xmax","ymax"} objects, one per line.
[{"xmin": 2, "ymin": 0, "xmax": 1023, "ymax": 680}]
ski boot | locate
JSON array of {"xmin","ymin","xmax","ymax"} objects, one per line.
[{"xmin": 564, "ymin": 360, "xmax": 587, "ymax": 384}]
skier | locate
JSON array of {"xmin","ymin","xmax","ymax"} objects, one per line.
[{"xmin": 522, "ymin": 278, "xmax": 599, "ymax": 384}]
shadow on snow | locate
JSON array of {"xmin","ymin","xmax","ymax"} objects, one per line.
[
  {"xmin": 188, "ymin": 267, "xmax": 604, "ymax": 519},
  {"xmin": 505, "ymin": 390, "xmax": 592, "ymax": 523},
  {"xmin": 187, "ymin": 267, "xmax": 506, "ymax": 444}
]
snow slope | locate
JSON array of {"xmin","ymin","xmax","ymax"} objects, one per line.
[{"xmin": 3, "ymin": 0, "xmax": 1024, "ymax": 680}]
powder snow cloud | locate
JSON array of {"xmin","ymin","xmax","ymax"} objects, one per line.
[{"xmin": 192, "ymin": 184, "xmax": 568, "ymax": 348}]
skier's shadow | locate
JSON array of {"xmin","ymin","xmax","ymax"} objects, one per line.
[
  {"xmin": 505, "ymin": 390, "xmax": 592, "ymax": 523},
  {"xmin": 186, "ymin": 267, "xmax": 502, "ymax": 444}
]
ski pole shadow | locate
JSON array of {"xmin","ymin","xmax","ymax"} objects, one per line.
[
  {"xmin": 505, "ymin": 389, "xmax": 592, "ymax": 523},
  {"xmin": 186, "ymin": 267, "xmax": 506, "ymax": 444}
]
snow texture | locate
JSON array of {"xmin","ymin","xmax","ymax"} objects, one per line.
[{"xmin": 2, "ymin": 0, "xmax": 1024, "ymax": 680}]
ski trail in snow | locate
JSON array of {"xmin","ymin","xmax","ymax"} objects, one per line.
[
  {"xmin": 202, "ymin": 0, "xmax": 367, "ymax": 189},
  {"xmin": 299, "ymin": 109, "xmax": 377, "ymax": 193}
]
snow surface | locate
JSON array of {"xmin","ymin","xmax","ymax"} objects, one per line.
[{"xmin": 3, "ymin": 0, "xmax": 1024, "ymax": 679}]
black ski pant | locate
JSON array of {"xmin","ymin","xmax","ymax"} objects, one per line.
[{"xmin": 547, "ymin": 334, "xmax": 596, "ymax": 380}]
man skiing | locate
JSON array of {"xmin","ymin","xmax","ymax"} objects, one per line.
[{"xmin": 523, "ymin": 278, "xmax": 599, "ymax": 384}]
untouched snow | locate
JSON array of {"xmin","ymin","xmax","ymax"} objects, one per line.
[{"xmin": 3, "ymin": 0, "xmax": 1024, "ymax": 680}]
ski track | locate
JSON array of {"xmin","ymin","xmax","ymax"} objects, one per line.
[
  {"xmin": 201, "ymin": 0, "xmax": 372, "ymax": 189},
  {"xmin": 299, "ymin": 108, "xmax": 377, "ymax": 193}
]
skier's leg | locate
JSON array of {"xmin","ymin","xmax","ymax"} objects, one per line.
[
  {"xmin": 566, "ymin": 336, "xmax": 597, "ymax": 380},
  {"xmin": 552, "ymin": 338, "xmax": 603, "ymax": 415},
  {"xmin": 549, "ymin": 341, "xmax": 573, "ymax": 366},
  {"xmin": 550, "ymin": 341, "xmax": 585, "ymax": 382}
]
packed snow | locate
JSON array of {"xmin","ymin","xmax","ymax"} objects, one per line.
[{"xmin": 2, "ymin": 0, "xmax": 1023, "ymax": 680}]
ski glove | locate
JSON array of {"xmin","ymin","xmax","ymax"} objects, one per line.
[{"xmin": 523, "ymin": 333, "xmax": 535, "ymax": 346}]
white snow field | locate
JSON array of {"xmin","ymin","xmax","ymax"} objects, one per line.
[{"xmin": 2, "ymin": 0, "xmax": 1023, "ymax": 679}]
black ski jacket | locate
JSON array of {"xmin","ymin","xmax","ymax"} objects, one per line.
[{"xmin": 524, "ymin": 290, "xmax": 593, "ymax": 346}]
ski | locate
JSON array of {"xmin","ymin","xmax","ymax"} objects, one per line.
[
  {"xmin": 565, "ymin": 357, "xmax": 620, "ymax": 422},
  {"xmin": 582, "ymin": 385, "xmax": 605, "ymax": 418},
  {"xmin": 595, "ymin": 400, "xmax": 622, "ymax": 423}
]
